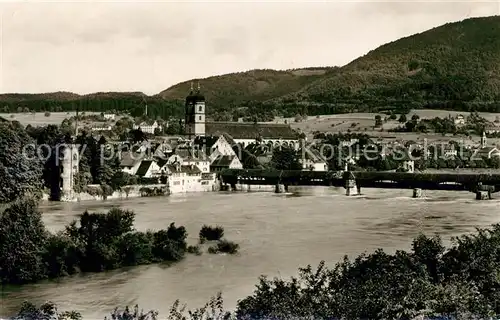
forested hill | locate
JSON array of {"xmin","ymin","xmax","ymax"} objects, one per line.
[
  {"xmin": 158, "ymin": 68, "xmax": 337, "ymax": 114},
  {"xmin": 2, "ymin": 16, "xmax": 500, "ymax": 120},
  {"xmin": 276, "ymin": 15, "xmax": 500, "ymax": 114}
]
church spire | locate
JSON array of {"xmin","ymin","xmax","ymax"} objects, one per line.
[
  {"xmin": 190, "ymin": 81, "xmax": 194, "ymax": 92},
  {"xmin": 197, "ymin": 81, "xmax": 201, "ymax": 91}
]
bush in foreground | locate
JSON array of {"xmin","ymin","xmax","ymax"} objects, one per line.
[
  {"xmin": 12, "ymin": 224, "xmax": 500, "ymax": 319},
  {"xmin": 199, "ymin": 225, "xmax": 225, "ymax": 242},
  {"xmin": 208, "ymin": 239, "xmax": 239, "ymax": 255},
  {"xmin": 0, "ymin": 199, "xmax": 189, "ymax": 284}
]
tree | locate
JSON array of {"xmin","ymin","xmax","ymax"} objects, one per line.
[
  {"xmin": 270, "ymin": 146, "xmax": 302, "ymax": 170},
  {"xmin": 0, "ymin": 123, "xmax": 44, "ymax": 203},
  {"xmin": 412, "ymin": 114, "xmax": 420, "ymax": 121},
  {"xmin": 165, "ymin": 120, "xmax": 181, "ymax": 135},
  {"xmin": 0, "ymin": 198, "xmax": 47, "ymax": 284},
  {"xmin": 399, "ymin": 114, "xmax": 407, "ymax": 123}
]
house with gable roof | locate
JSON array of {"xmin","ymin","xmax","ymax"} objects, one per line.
[
  {"xmin": 133, "ymin": 120, "xmax": 160, "ymax": 134},
  {"xmin": 298, "ymin": 143, "xmax": 328, "ymax": 171}
]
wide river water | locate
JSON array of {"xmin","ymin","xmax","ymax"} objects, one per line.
[{"xmin": 1, "ymin": 187, "xmax": 500, "ymax": 318}]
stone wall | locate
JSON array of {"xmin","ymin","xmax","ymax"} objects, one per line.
[{"xmin": 57, "ymin": 184, "xmax": 168, "ymax": 202}]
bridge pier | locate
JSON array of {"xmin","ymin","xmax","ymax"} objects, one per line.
[
  {"xmin": 275, "ymin": 184, "xmax": 286, "ymax": 194},
  {"xmin": 476, "ymin": 190, "xmax": 491, "ymax": 200},
  {"xmin": 413, "ymin": 188, "xmax": 422, "ymax": 198},
  {"xmin": 345, "ymin": 179, "xmax": 359, "ymax": 196}
]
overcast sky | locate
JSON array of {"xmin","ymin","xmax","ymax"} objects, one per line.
[{"xmin": 0, "ymin": 0, "xmax": 498, "ymax": 95}]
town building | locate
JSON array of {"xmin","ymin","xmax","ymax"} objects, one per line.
[
  {"xmin": 103, "ymin": 113, "xmax": 116, "ymax": 121},
  {"xmin": 162, "ymin": 163, "xmax": 215, "ymax": 193},
  {"xmin": 472, "ymin": 132, "xmax": 500, "ymax": 159},
  {"xmin": 133, "ymin": 120, "xmax": 160, "ymax": 134},
  {"xmin": 91, "ymin": 124, "xmax": 112, "ymax": 132},
  {"xmin": 167, "ymin": 148, "xmax": 211, "ymax": 173},
  {"xmin": 119, "ymin": 152, "xmax": 143, "ymax": 175},
  {"xmin": 210, "ymin": 155, "xmax": 243, "ymax": 172},
  {"xmin": 135, "ymin": 160, "xmax": 161, "ymax": 178},
  {"xmin": 454, "ymin": 114, "xmax": 465, "ymax": 126},
  {"xmin": 184, "ymin": 84, "xmax": 300, "ymax": 148},
  {"xmin": 298, "ymin": 144, "xmax": 328, "ymax": 171},
  {"xmin": 485, "ymin": 126, "xmax": 500, "ymax": 134}
]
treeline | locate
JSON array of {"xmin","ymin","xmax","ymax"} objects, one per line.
[
  {"xmin": 12, "ymin": 223, "xmax": 500, "ymax": 319},
  {"xmin": 0, "ymin": 96, "xmax": 185, "ymax": 120}
]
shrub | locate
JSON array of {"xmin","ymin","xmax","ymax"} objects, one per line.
[
  {"xmin": 105, "ymin": 305, "xmax": 158, "ymax": 320},
  {"xmin": 199, "ymin": 225, "xmax": 225, "ymax": 241},
  {"xmin": 187, "ymin": 245, "xmax": 202, "ymax": 256},
  {"xmin": 44, "ymin": 112, "xmax": 51, "ymax": 117},
  {"xmin": 208, "ymin": 240, "xmax": 239, "ymax": 255}
]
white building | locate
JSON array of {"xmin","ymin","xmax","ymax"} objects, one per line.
[
  {"xmin": 91, "ymin": 124, "xmax": 112, "ymax": 132},
  {"xmin": 133, "ymin": 120, "xmax": 160, "ymax": 134},
  {"xmin": 163, "ymin": 163, "xmax": 215, "ymax": 193},
  {"xmin": 167, "ymin": 148, "xmax": 211, "ymax": 173},
  {"xmin": 135, "ymin": 160, "xmax": 161, "ymax": 178},
  {"xmin": 103, "ymin": 114, "xmax": 115, "ymax": 121},
  {"xmin": 119, "ymin": 152, "xmax": 144, "ymax": 175},
  {"xmin": 299, "ymin": 145, "xmax": 328, "ymax": 171},
  {"xmin": 454, "ymin": 114, "xmax": 465, "ymax": 126}
]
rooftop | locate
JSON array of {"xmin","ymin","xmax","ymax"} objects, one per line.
[
  {"xmin": 205, "ymin": 122, "xmax": 299, "ymax": 140},
  {"xmin": 211, "ymin": 155, "xmax": 235, "ymax": 167},
  {"xmin": 135, "ymin": 160, "xmax": 153, "ymax": 177}
]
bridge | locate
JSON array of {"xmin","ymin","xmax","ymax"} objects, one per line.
[{"xmin": 218, "ymin": 169, "xmax": 500, "ymax": 200}]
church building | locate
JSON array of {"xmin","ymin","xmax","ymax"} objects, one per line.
[{"xmin": 184, "ymin": 84, "xmax": 300, "ymax": 148}]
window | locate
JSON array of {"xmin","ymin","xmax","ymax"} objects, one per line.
[
  {"xmin": 199, "ymin": 116, "xmax": 202, "ymax": 121},
  {"xmin": 199, "ymin": 106, "xmax": 202, "ymax": 112}
]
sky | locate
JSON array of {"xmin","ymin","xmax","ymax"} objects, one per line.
[{"xmin": 0, "ymin": 0, "xmax": 498, "ymax": 95}]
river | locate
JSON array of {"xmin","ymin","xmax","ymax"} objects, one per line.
[{"xmin": 1, "ymin": 187, "xmax": 500, "ymax": 318}]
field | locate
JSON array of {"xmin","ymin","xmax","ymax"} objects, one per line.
[
  {"xmin": 284, "ymin": 109, "xmax": 500, "ymax": 145},
  {"xmin": 0, "ymin": 112, "xmax": 111, "ymax": 127}
]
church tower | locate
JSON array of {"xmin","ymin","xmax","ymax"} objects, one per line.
[
  {"xmin": 184, "ymin": 82, "xmax": 205, "ymax": 138},
  {"xmin": 481, "ymin": 131, "xmax": 487, "ymax": 148}
]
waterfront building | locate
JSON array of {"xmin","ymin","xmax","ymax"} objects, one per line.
[
  {"xmin": 162, "ymin": 163, "xmax": 215, "ymax": 193},
  {"xmin": 166, "ymin": 148, "xmax": 211, "ymax": 173}
]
